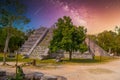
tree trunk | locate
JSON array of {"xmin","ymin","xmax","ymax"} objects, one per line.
[
  {"xmin": 69, "ymin": 51, "xmax": 72, "ymax": 61},
  {"xmin": 108, "ymin": 48, "xmax": 111, "ymax": 54},
  {"xmin": 92, "ymin": 53, "xmax": 95, "ymax": 60},
  {"xmin": 3, "ymin": 35, "xmax": 10, "ymax": 65},
  {"xmin": 32, "ymin": 59, "xmax": 36, "ymax": 66}
]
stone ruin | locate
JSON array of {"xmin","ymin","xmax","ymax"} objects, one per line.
[
  {"xmin": 0, "ymin": 70, "xmax": 67, "ymax": 80},
  {"xmin": 20, "ymin": 26, "xmax": 110, "ymax": 60},
  {"xmin": 20, "ymin": 27, "xmax": 54, "ymax": 60}
]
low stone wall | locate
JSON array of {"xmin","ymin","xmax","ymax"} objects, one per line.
[
  {"xmin": 50, "ymin": 52, "xmax": 93, "ymax": 59},
  {"xmin": 64, "ymin": 53, "xmax": 93, "ymax": 59}
]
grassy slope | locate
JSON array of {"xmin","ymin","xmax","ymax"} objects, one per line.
[{"xmin": 0, "ymin": 53, "xmax": 118, "ymax": 65}]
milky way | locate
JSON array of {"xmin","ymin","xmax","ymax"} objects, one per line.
[{"xmin": 22, "ymin": 0, "xmax": 120, "ymax": 34}]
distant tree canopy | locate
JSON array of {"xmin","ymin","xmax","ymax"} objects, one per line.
[
  {"xmin": 115, "ymin": 26, "xmax": 120, "ymax": 35},
  {"xmin": 88, "ymin": 26, "xmax": 120, "ymax": 55},
  {"xmin": 0, "ymin": 0, "xmax": 30, "ymax": 27},
  {"xmin": 0, "ymin": 0, "xmax": 30, "ymax": 51},
  {"xmin": 0, "ymin": 0, "xmax": 30, "ymax": 65},
  {"xmin": 0, "ymin": 27, "xmax": 27, "ymax": 52},
  {"xmin": 25, "ymin": 28, "xmax": 35, "ymax": 38},
  {"xmin": 49, "ymin": 16, "xmax": 87, "ymax": 60}
]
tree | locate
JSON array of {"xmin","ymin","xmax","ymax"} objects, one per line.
[
  {"xmin": 97, "ymin": 31, "xmax": 116, "ymax": 53},
  {"xmin": 88, "ymin": 28, "xmax": 120, "ymax": 55},
  {"xmin": 79, "ymin": 43, "xmax": 88, "ymax": 54},
  {"xmin": 87, "ymin": 26, "xmax": 120, "ymax": 56},
  {"xmin": 114, "ymin": 26, "xmax": 120, "ymax": 55},
  {"xmin": 8, "ymin": 28, "xmax": 27, "ymax": 52},
  {"xmin": 115, "ymin": 26, "xmax": 120, "ymax": 35},
  {"xmin": 25, "ymin": 28, "xmax": 35, "ymax": 38},
  {"xmin": 0, "ymin": 27, "xmax": 26, "ymax": 52},
  {"xmin": 0, "ymin": 27, "xmax": 6, "ymax": 52},
  {"xmin": 87, "ymin": 35, "xmax": 97, "ymax": 42},
  {"xmin": 49, "ymin": 16, "xmax": 87, "ymax": 60},
  {"xmin": 0, "ymin": 0, "xmax": 30, "ymax": 65}
]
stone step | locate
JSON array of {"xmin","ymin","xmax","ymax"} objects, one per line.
[
  {"xmin": 20, "ymin": 27, "xmax": 51, "ymax": 58},
  {"xmin": 24, "ymin": 41, "xmax": 36, "ymax": 45},
  {"xmin": 34, "ymin": 31, "xmax": 44, "ymax": 34},
  {"xmin": 28, "ymin": 37, "xmax": 39, "ymax": 40},
  {"xmin": 22, "ymin": 44, "xmax": 32, "ymax": 49},
  {"xmin": 27, "ymin": 38, "xmax": 38, "ymax": 42},
  {"xmin": 21, "ymin": 48, "xmax": 31, "ymax": 52}
]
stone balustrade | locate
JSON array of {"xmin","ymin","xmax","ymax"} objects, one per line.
[{"xmin": 29, "ymin": 28, "xmax": 53, "ymax": 59}]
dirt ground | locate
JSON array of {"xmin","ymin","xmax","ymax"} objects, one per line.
[{"xmin": 0, "ymin": 59, "xmax": 120, "ymax": 80}]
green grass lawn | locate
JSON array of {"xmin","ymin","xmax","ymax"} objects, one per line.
[{"xmin": 0, "ymin": 53, "xmax": 118, "ymax": 65}]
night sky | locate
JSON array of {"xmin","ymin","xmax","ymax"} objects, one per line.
[{"xmin": 22, "ymin": 0, "xmax": 120, "ymax": 34}]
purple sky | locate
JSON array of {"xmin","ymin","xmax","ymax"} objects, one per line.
[{"xmin": 23, "ymin": 0, "xmax": 120, "ymax": 34}]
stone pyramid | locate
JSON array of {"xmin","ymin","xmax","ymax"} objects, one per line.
[{"xmin": 20, "ymin": 27, "xmax": 110, "ymax": 59}]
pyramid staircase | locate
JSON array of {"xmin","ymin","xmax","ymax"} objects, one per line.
[
  {"xmin": 85, "ymin": 38, "xmax": 110, "ymax": 56},
  {"xmin": 20, "ymin": 27, "xmax": 49, "ymax": 56},
  {"xmin": 29, "ymin": 27, "xmax": 53, "ymax": 59}
]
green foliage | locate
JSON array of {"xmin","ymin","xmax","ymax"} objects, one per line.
[
  {"xmin": 115, "ymin": 26, "xmax": 120, "ymax": 35},
  {"xmin": 79, "ymin": 43, "xmax": 88, "ymax": 54},
  {"xmin": 88, "ymin": 27, "xmax": 120, "ymax": 55},
  {"xmin": 87, "ymin": 35, "xmax": 97, "ymax": 42},
  {"xmin": 0, "ymin": 28, "xmax": 6, "ymax": 51},
  {"xmin": 114, "ymin": 35, "xmax": 120, "ymax": 55},
  {"xmin": 49, "ymin": 16, "xmax": 87, "ymax": 60},
  {"xmin": 25, "ymin": 28, "xmax": 35, "ymax": 38},
  {"xmin": 97, "ymin": 31, "xmax": 116, "ymax": 51},
  {"xmin": 0, "ymin": 27, "xmax": 26, "ymax": 52},
  {"xmin": 16, "ymin": 66, "xmax": 24, "ymax": 80},
  {"xmin": 0, "ymin": 0, "xmax": 30, "ymax": 27},
  {"xmin": 0, "ymin": 0, "xmax": 30, "ymax": 64},
  {"xmin": 0, "ymin": 0, "xmax": 30, "ymax": 65},
  {"xmin": 0, "ymin": 53, "xmax": 117, "ymax": 65},
  {"xmin": 0, "ymin": 0, "xmax": 30, "ymax": 43}
]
